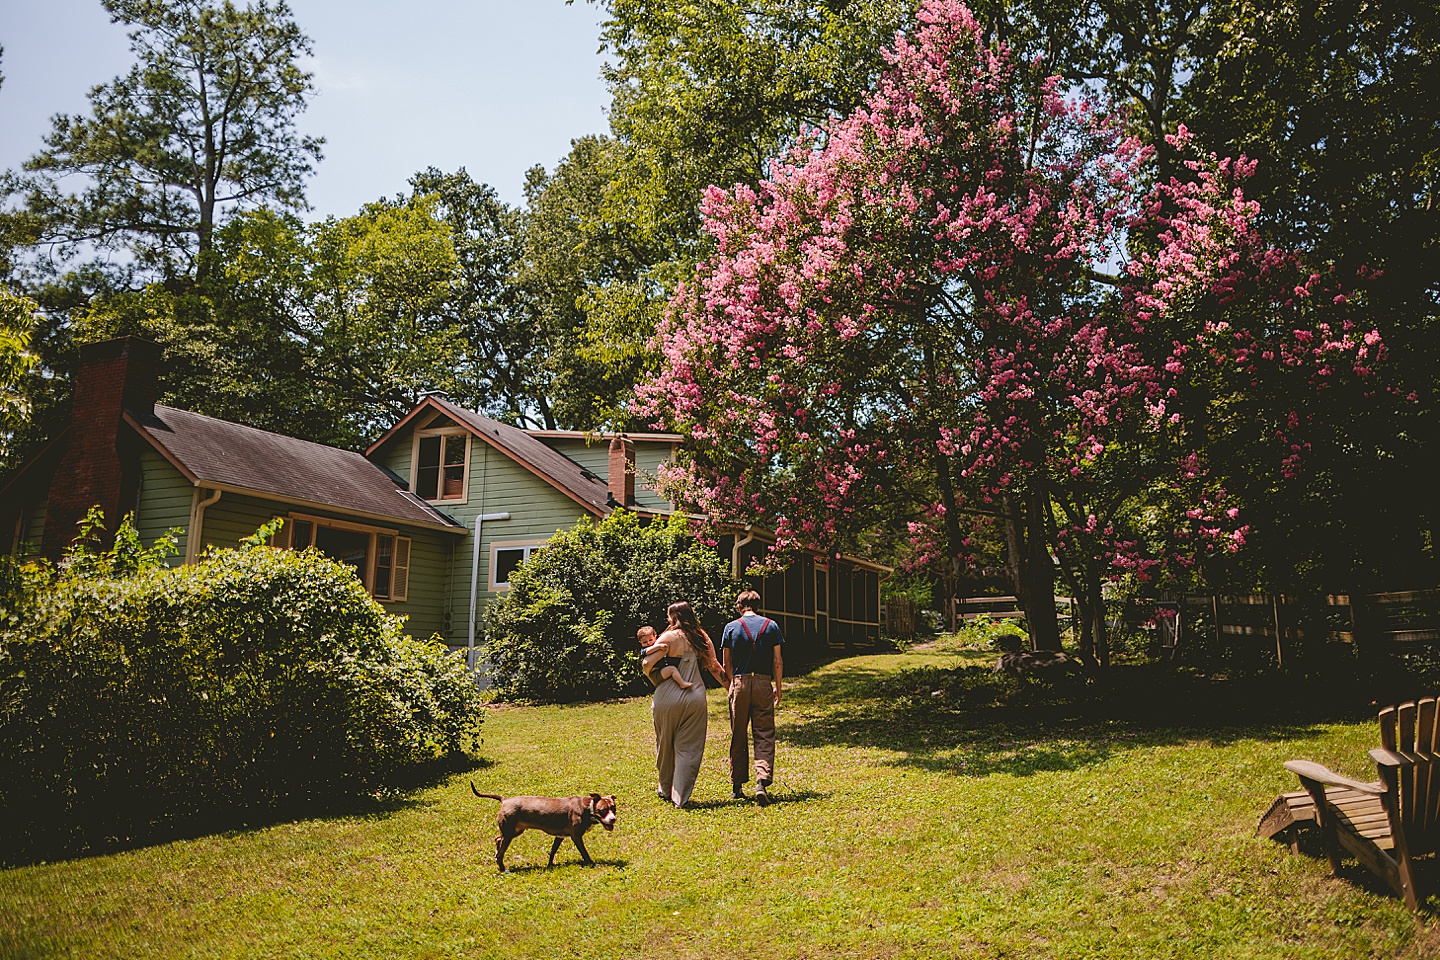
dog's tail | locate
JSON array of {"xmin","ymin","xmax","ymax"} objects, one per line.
[{"xmin": 470, "ymin": 781, "xmax": 503, "ymax": 802}]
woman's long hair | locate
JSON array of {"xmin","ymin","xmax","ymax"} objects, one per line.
[
  {"xmin": 667, "ymin": 600, "xmax": 724, "ymax": 674},
  {"xmin": 667, "ymin": 601, "xmax": 706, "ymax": 652}
]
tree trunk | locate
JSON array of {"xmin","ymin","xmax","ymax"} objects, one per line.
[
  {"xmin": 1002, "ymin": 488, "xmax": 1062, "ymax": 650},
  {"xmin": 1084, "ymin": 563, "xmax": 1111, "ymax": 669},
  {"xmin": 933, "ymin": 447, "xmax": 967, "ymax": 591},
  {"xmin": 1072, "ymin": 581, "xmax": 1096, "ymax": 666}
]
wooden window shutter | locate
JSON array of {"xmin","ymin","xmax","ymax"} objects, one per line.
[
  {"xmin": 270, "ymin": 517, "xmax": 292, "ymax": 549},
  {"xmin": 392, "ymin": 537, "xmax": 411, "ymax": 602}
]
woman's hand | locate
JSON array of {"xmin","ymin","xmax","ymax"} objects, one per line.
[{"xmin": 703, "ymin": 635, "xmax": 729, "ymax": 685}]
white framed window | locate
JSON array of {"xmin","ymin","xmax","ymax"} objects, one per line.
[
  {"xmin": 815, "ymin": 563, "xmax": 829, "ymax": 614},
  {"xmin": 412, "ymin": 427, "xmax": 471, "ymax": 503},
  {"xmin": 271, "ymin": 513, "xmax": 411, "ymax": 602},
  {"xmin": 490, "ymin": 540, "xmax": 545, "ymax": 591}
]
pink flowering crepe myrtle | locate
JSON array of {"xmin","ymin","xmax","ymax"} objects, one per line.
[{"xmin": 635, "ymin": 1, "xmax": 1382, "ymax": 619}]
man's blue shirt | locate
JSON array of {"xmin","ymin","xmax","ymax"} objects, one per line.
[{"xmin": 720, "ymin": 612, "xmax": 784, "ymax": 675}]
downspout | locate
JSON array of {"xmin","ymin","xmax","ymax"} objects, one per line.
[
  {"xmin": 468, "ymin": 442, "xmax": 488, "ymax": 658},
  {"xmin": 468, "ymin": 511, "xmax": 510, "ymax": 652},
  {"xmin": 732, "ymin": 525, "xmax": 756, "ymax": 579},
  {"xmin": 185, "ymin": 487, "xmax": 221, "ymax": 564}
]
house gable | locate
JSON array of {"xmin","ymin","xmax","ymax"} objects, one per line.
[
  {"xmin": 371, "ymin": 400, "xmax": 620, "ymax": 646},
  {"xmin": 367, "ymin": 396, "xmax": 612, "ymax": 517}
]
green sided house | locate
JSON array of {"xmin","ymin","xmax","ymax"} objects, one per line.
[{"xmin": 2, "ymin": 338, "xmax": 889, "ymax": 656}]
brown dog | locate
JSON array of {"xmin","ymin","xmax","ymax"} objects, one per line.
[{"xmin": 470, "ymin": 782, "xmax": 618, "ymax": 872}]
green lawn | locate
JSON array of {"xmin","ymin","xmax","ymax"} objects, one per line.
[{"xmin": 3, "ymin": 641, "xmax": 1438, "ymax": 959}]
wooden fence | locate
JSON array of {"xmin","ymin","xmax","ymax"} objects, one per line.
[
  {"xmin": 1162, "ymin": 588, "xmax": 1440, "ymax": 663},
  {"xmin": 890, "ymin": 588, "xmax": 1440, "ymax": 655},
  {"xmin": 885, "ymin": 597, "xmax": 918, "ymax": 642},
  {"xmin": 942, "ymin": 595, "xmax": 1027, "ymax": 632}
]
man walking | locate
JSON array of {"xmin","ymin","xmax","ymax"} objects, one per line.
[{"xmin": 720, "ymin": 589, "xmax": 784, "ymax": 806}]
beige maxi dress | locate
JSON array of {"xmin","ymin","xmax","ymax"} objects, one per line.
[{"xmin": 652, "ymin": 639, "xmax": 707, "ymax": 808}]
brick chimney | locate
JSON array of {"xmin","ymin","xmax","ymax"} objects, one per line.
[
  {"xmin": 42, "ymin": 338, "xmax": 163, "ymax": 559},
  {"xmin": 607, "ymin": 435, "xmax": 636, "ymax": 508}
]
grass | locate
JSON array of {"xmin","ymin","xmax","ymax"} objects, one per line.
[{"xmin": 3, "ymin": 640, "xmax": 1440, "ymax": 958}]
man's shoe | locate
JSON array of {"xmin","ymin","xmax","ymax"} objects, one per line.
[
  {"xmin": 757, "ymin": 778, "xmax": 772, "ymax": 790},
  {"xmin": 732, "ymin": 787, "xmax": 746, "ymax": 801},
  {"xmin": 755, "ymin": 786, "xmax": 770, "ymax": 807}
]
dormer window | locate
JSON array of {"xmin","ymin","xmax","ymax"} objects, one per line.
[{"xmin": 414, "ymin": 428, "xmax": 470, "ymax": 503}]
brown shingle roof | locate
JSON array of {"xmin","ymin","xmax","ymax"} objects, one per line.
[
  {"xmin": 129, "ymin": 405, "xmax": 465, "ymax": 532},
  {"xmin": 523, "ymin": 429, "xmax": 684, "ymax": 443}
]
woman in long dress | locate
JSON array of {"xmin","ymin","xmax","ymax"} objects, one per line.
[{"xmin": 646, "ymin": 600, "xmax": 728, "ymax": 808}]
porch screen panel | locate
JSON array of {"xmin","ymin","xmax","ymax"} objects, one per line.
[
  {"xmin": 802, "ymin": 555, "xmax": 814, "ymax": 617},
  {"xmin": 763, "ymin": 570, "xmax": 785, "ymax": 615},
  {"xmin": 785, "ymin": 562, "xmax": 804, "ymax": 616}
]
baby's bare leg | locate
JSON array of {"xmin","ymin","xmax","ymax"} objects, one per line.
[{"xmin": 661, "ymin": 664, "xmax": 694, "ymax": 689}]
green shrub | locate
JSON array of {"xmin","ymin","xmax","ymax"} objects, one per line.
[
  {"xmin": 0, "ymin": 513, "xmax": 484, "ymax": 860},
  {"xmin": 484, "ymin": 511, "xmax": 736, "ymax": 703},
  {"xmin": 933, "ymin": 615, "xmax": 1031, "ymax": 652}
]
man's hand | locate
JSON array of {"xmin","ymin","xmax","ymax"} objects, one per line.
[{"xmin": 773, "ymin": 687, "xmax": 783, "ymax": 708}]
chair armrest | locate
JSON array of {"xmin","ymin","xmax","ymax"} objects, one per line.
[
  {"xmin": 1368, "ymin": 748, "xmax": 1415, "ymax": 769},
  {"xmin": 1283, "ymin": 759, "xmax": 1386, "ymax": 795}
]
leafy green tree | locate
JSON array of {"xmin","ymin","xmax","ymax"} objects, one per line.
[
  {"xmin": 519, "ymin": 2, "xmax": 913, "ymax": 429},
  {"xmin": 305, "ymin": 196, "xmax": 462, "ymax": 442},
  {"xmin": 518, "ymin": 137, "xmax": 665, "ymax": 429},
  {"xmin": 69, "ymin": 210, "xmax": 351, "ymax": 445},
  {"xmin": 0, "ymin": 1, "xmax": 324, "ymax": 469},
  {"xmin": 0, "ymin": 289, "xmax": 39, "ymax": 465},
  {"xmin": 403, "ymin": 168, "xmax": 548, "ymax": 427},
  {"xmin": 6, "ymin": 0, "xmax": 322, "ymax": 284},
  {"xmin": 594, "ymin": 0, "xmax": 913, "ymax": 249},
  {"xmin": 1177, "ymin": 0, "xmax": 1440, "ymax": 589},
  {"xmin": 72, "ymin": 195, "xmax": 469, "ymax": 451}
]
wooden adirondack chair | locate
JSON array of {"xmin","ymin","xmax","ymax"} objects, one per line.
[{"xmin": 1283, "ymin": 697, "xmax": 1440, "ymax": 911}]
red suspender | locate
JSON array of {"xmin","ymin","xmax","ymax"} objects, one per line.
[
  {"xmin": 738, "ymin": 617, "xmax": 771, "ymax": 642},
  {"xmin": 737, "ymin": 616, "xmax": 772, "ymax": 675}
]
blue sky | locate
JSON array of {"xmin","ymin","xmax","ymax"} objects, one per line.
[{"xmin": 0, "ymin": 0, "xmax": 612, "ymax": 217}]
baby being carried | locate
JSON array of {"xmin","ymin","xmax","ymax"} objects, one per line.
[{"xmin": 638, "ymin": 625, "xmax": 693, "ymax": 689}]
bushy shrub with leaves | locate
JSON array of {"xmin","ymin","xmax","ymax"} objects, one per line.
[
  {"xmin": 0, "ymin": 512, "xmax": 484, "ymax": 860},
  {"xmin": 484, "ymin": 511, "xmax": 735, "ymax": 703}
]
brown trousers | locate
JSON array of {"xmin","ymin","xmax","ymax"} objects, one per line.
[{"xmin": 728, "ymin": 674, "xmax": 776, "ymax": 787}]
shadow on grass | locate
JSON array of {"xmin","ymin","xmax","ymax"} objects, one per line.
[
  {"xmin": 498, "ymin": 857, "xmax": 631, "ymax": 874},
  {"xmin": 756, "ymin": 788, "xmax": 827, "ymax": 807},
  {"xmin": 682, "ymin": 788, "xmax": 829, "ymax": 811},
  {"xmin": 781, "ymin": 657, "xmax": 1383, "ymax": 779},
  {"xmin": 1, "ymin": 752, "xmax": 492, "ymax": 869},
  {"xmin": 1279, "ymin": 816, "xmax": 1440, "ymax": 914}
]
